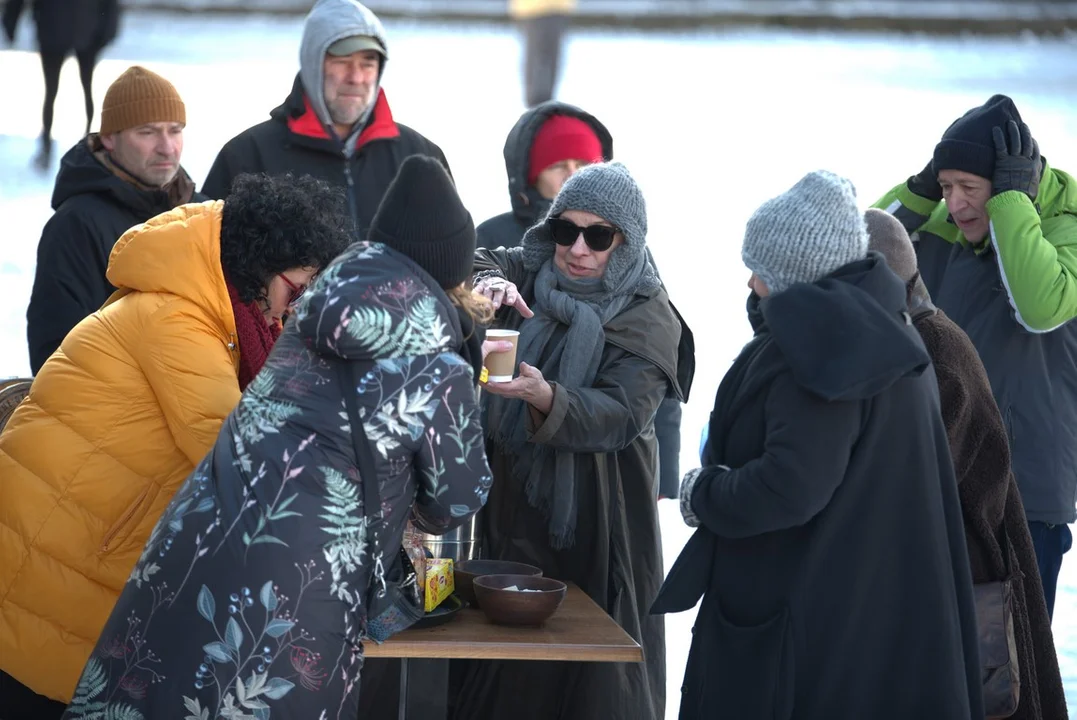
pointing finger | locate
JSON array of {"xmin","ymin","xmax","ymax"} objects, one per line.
[{"xmin": 514, "ymin": 295, "xmax": 535, "ymax": 318}]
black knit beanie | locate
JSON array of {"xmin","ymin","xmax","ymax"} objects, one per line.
[
  {"xmin": 933, "ymin": 94, "xmax": 1022, "ymax": 181},
  {"xmin": 367, "ymin": 155, "xmax": 476, "ymax": 289}
]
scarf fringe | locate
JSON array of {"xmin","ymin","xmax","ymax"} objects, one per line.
[{"xmin": 485, "ymin": 258, "xmax": 649, "ymax": 551}]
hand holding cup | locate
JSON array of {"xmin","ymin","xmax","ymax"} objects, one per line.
[{"xmin": 481, "ymin": 362, "xmax": 555, "ymax": 415}]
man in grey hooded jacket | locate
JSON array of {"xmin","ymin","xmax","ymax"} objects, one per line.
[{"xmin": 202, "ymin": 0, "xmax": 449, "ymax": 239}]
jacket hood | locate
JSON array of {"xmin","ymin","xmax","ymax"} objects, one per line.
[
  {"xmin": 503, "ymin": 101, "xmax": 613, "ymax": 227},
  {"xmin": 104, "ymin": 201, "xmax": 233, "ymax": 330},
  {"xmin": 299, "ymin": 0, "xmax": 388, "ymax": 132},
  {"xmin": 293, "ymin": 241, "xmax": 463, "ymax": 361},
  {"xmin": 604, "ymin": 287, "xmax": 686, "ymax": 402},
  {"xmin": 51, "ymin": 137, "xmax": 194, "ymax": 213},
  {"xmin": 760, "ymin": 252, "xmax": 931, "ymax": 402}
]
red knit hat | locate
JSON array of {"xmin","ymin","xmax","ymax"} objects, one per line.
[{"xmin": 528, "ymin": 115, "xmax": 604, "ymax": 185}]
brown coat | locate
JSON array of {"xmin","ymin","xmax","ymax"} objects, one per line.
[{"xmin": 915, "ymin": 308, "xmax": 1067, "ymax": 720}]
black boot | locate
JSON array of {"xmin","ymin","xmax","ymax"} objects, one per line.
[{"xmin": 33, "ymin": 133, "xmax": 53, "ymax": 172}]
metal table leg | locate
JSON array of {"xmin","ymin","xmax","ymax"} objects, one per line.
[
  {"xmin": 398, "ymin": 658, "xmax": 408, "ymax": 720},
  {"xmin": 396, "ymin": 658, "xmax": 449, "ymax": 720}
]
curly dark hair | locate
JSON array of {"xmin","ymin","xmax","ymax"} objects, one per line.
[{"xmin": 220, "ymin": 173, "xmax": 351, "ymax": 303}]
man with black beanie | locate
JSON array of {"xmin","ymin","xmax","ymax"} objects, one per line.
[{"xmin": 873, "ymin": 94, "xmax": 1077, "ymax": 618}]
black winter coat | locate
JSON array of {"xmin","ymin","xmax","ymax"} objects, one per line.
[
  {"xmin": 26, "ymin": 137, "xmax": 201, "ymax": 374},
  {"xmin": 61, "ymin": 242, "xmax": 492, "ymax": 719},
  {"xmin": 202, "ymin": 77, "xmax": 449, "ymax": 240},
  {"xmin": 654, "ymin": 255, "xmax": 984, "ymax": 719},
  {"xmin": 475, "ymin": 102, "xmax": 690, "ymax": 498},
  {"xmin": 2, "ymin": 0, "xmax": 118, "ymax": 54}
]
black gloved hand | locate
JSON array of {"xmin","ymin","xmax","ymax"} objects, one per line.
[
  {"xmin": 906, "ymin": 159, "xmax": 943, "ymax": 202},
  {"xmin": 992, "ymin": 120, "xmax": 1041, "ymax": 200}
]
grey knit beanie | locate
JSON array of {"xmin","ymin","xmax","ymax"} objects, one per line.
[
  {"xmin": 864, "ymin": 208, "xmax": 917, "ymax": 283},
  {"xmin": 521, "ymin": 161, "xmax": 650, "ymax": 291},
  {"xmin": 741, "ymin": 170, "xmax": 868, "ymax": 295}
]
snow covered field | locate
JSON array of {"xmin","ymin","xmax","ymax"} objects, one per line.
[{"xmin": 2, "ymin": 12, "xmax": 1076, "ymax": 715}]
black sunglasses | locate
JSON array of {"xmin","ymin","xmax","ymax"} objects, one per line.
[{"xmin": 546, "ymin": 217, "xmax": 620, "ymax": 253}]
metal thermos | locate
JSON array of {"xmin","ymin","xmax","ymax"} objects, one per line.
[{"xmin": 421, "ymin": 511, "xmax": 483, "ymax": 562}]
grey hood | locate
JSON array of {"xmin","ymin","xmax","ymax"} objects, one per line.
[{"xmin": 299, "ymin": 0, "xmax": 388, "ymax": 132}]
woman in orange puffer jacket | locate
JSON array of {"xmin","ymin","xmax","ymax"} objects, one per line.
[{"xmin": 0, "ymin": 173, "xmax": 349, "ymax": 718}]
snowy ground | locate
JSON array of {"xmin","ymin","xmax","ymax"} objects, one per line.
[{"xmin": 2, "ymin": 12, "xmax": 1077, "ymax": 716}]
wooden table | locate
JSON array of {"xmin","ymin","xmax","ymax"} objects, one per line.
[{"xmin": 365, "ymin": 583, "xmax": 642, "ymax": 719}]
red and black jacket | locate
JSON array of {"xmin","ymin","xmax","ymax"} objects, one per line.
[{"xmin": 202, "ymin": 75, "xmax": 450, "ymax": 238}]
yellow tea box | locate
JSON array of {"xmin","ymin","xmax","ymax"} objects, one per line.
[{"xmin": 424, "ymin": 558, "xmax": 455, "ymax": 612}]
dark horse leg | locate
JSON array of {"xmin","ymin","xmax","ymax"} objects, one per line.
[
  {"xmin": 37, "ymin": 50, "xmax": 65, "ymax": 170},
  {"xmin": 75, "ymin": 47, "xmax": 99, "ymax": 135}
]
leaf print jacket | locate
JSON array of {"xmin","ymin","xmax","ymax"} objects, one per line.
[{"xmin": 61, "ymin": 242, "xmax": 492, "ymax": 720}]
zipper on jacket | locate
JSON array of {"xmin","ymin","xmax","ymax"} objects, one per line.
[
  {"xmin": 343, "ymin": 162, "xmax": 360, "ymax": 236},
  {"xmin": 100, "ymin": 486, "xmax": 152, "ymax": 553}
]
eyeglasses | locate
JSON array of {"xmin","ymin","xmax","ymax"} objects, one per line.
[
  {"xmin": 546, "ymin": 217, "xmax": 620, "ymax": 253},
  {"xmin": 278, "ymin": 273, "xmax": 307, "ymax": 305}
]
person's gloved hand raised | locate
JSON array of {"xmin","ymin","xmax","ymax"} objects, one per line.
[
  {"xmin": 906, "ymin": 159, "xmax": 943, "ymax": 202},
  {"xmin": 992, "ymin": 120, "xmax": 1042, "ymax": 200}
]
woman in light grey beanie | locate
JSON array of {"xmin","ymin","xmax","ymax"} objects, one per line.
[
  {"xmin": 742, "ymin": 169, "xmax": 869, "ymax": 295},
  {"xmin": 457, "ymin": 161, "xmax": 690, "ymax": 720},
  {"xmin": 655, "ymin": 172, "xmax": 984, "ymax": 719}
]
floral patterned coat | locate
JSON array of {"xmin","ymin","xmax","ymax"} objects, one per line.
[{"xmin": 61, "ymin": 242, "xmax": 492, "ymax": 720}]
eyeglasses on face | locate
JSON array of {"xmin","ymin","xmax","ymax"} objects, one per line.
[{"xmin": 278, "ymin": 273, "xmax": 307, "ymax": 305}]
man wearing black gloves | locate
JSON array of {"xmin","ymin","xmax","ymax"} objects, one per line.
[{"xmin": 873, "ymin": 94, "xmax": 1077, "ymax": 617}]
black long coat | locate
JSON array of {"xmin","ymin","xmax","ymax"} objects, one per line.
[{"xmin": 655, "ymin": 255, "xmax": 984, "ymax": 719}]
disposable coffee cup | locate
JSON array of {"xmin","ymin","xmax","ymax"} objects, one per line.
[{"xmin": 484, "ymin": 329, "xmax": 520, "ymax": 383}]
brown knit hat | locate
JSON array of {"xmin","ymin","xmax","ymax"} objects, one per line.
[
  {"xmin": 100, "ymin": 66, "xmax": 186, "ymax": 135},
  {"xmin": 864, "ymin": 208, "xmax": 917, "ymax": 284}
]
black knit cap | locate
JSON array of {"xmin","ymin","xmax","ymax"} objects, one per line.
[
  {"xmin": 367, "ymin": 155, "xmax": 476, "ymax": 289},
  {"xmin": 933, "ymin": 94, "xmax": 1023, "ymax": 180}
]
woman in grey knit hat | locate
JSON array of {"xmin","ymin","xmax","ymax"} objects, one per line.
[
  {"xmin": 452, "ymin": 161, "xmax": 690, "ymax": 720},
  {"xmin": 653, "ymin": 170, "xmax": 984, "ymax": 719}
]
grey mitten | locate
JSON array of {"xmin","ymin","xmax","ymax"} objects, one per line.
[
  {"xmin": 906, "ymin": 159, "xmax": 943, "ymax": 202},
  {"xmin": 992, "ymin": 120, "xmax": 1041, "ymax": 200},
  {"xmin": 679, "ymin": 468, "xmax": 704, "ymax": 528}
]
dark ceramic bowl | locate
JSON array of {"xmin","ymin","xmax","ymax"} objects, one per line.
[
  {"xmin": 473, "ymin": 574, "xmax": 567, "ymax": 626},
  {"xmin": 454, "ymin": 560, "xmax": 542, "ymax": 606}
]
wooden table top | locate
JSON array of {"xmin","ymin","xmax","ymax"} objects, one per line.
[{"xmin": 365, "ymin": 583, "xmax": 643, "ymax": 663}]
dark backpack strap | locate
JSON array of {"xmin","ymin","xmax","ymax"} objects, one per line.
[{"xmin": 336, "ymin": 360, "xmax": 381, "ymax": 522}]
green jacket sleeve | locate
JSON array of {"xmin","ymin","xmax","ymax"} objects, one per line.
[
  {"xmin": 872, "ymin": 182, "xmax": 943, "ymax": 235},
  {"xmin": 987, "ymin": 191, "xmax": 1077, "ymax": 332}
]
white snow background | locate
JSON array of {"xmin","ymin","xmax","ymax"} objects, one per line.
[{"xmin": 1, "ymin": 12, "xmax": 1076, "ymax": 716}]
